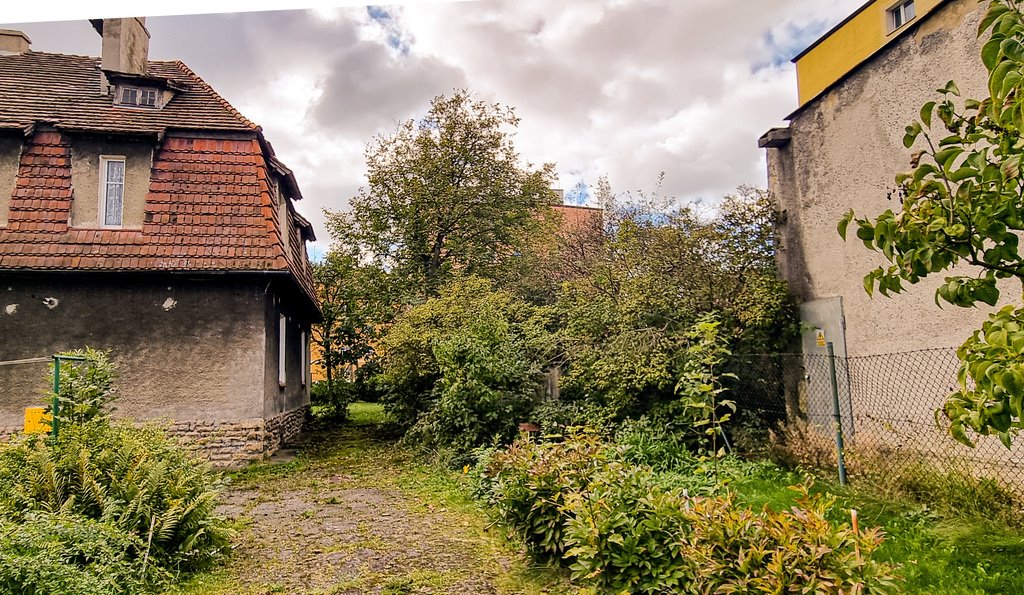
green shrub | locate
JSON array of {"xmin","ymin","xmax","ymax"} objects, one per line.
[
  {"xmin": 48, "ymin": 348, "xmax": 118, "ymax": 426},
  {"xmin": 378, "ymin": 277, "xmax": 555, "ymax": 453},
  {"xmin": 564, "ymin": 465, "xmax": 695, "ymax": 593},
  {"xmin": 613, "ymin": 417, "xmax": 696, "ymax": 472},
  {"xmin": 565, "ymin": 481, "xmax": 900, "ymax": 594},
  {"xmin": 0, "ymin": 513, "xmax": 151, "ymax": 595},
  {"xmin": 0, "ymin": 420, "xmax": 231, "ymax": 574},
  {"xmin": 530, "ymin": 399, "xmax": 618, "ymax": 435},
  {"xmin": 474, "ymin": 432, "xmax": 610, "ymax": 561},
  {"xmin": 310, "ymin": 380, "xmax": 356, "ymax": 421}
]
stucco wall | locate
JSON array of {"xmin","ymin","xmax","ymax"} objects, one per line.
[
  {"xmin": 0, "ymin": 134, "xmax": 21, "ymax": 227},
  {"xmin": 768, "ymin": 0, "xmax": 997, "ymax": 357},
  {"xmin": 0, "ymin": 274, "xmax": 266, "ymax": 427},
  {"xmin": 69, "ymin": 135, "xmax": 153, "ymax": 229}
]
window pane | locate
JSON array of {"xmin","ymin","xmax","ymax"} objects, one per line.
[
  {"xmin": 107, "ymin": 159, "xmax": 124, "ymax": 183},
  {"xmin": 104, "ymin": 184, "xmax": 123, "ymax": 226},
  {"xmin": 104, "ymin": 160, "xmax": 124, "ymax": 226},
  {"xmin": 905, "ymin": 1, "xmax": 916, "ymax": 20}
]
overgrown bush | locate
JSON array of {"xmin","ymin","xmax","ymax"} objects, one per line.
[
  {"xmin": 530, "ymin": 399, "xmax": 618, "ymax": 435},
  {"xmin": 378, "ymin": 277, "xmax": 555, "ymax": 454},
  {"xmin": 310, "ymin": 379, "xmax": 357, "ymax": 421},
  {"xmin": 474, "ymin": 432, "xmax": 610, "ymax": 561},
  {"xmin": 47, "ymin": 348, "xmax": 118, "ymax": 426},
  {"xmin": 477, "ymin": 430, "xmax": 900, "ymax": 593},
  {"xmin": 565, "ymin": 481, "xmax": 899, "ymax": 594},
  {"xmin": 613, "ymin": 417, "xmax": 697, "ymax": 472},
  {"xmin": 555, "ymin": 187, "xmax": 798, "ymax": 417},
  {"xmin": 0, "ymin": 513, "xmax": 151, "ymax": 595},
  {"xmin": 0, "ymin": 421, "xmax": 231, "ymax": 574}
]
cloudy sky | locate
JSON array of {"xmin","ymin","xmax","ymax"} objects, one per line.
[{"xmin": 4, "ymin": 0, "xmax": 864, "ymax": 256}]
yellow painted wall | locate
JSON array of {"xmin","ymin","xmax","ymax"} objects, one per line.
[
  {"xmin": 310, "ymin": 341, "xmax": 326, "ymax": 383},
  {"xmin": 795, "ymin": 0, "xmax": 946, "ymax": 106}
]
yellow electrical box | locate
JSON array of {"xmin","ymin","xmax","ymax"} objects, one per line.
[{"xmin": 23, "ymin": 407, "xmax": 50, "ymax": 434}]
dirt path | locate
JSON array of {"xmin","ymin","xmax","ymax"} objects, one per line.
[{"xmin": 172, "ymin": 405, "xmax": 569, "ymax": 595}]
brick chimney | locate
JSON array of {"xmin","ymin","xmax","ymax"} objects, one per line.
[
  {"xmin": 91, "ymin": 17, "xmax": 150, "ymax": 75},
  {"xmin": 0, "ymin": 30, "xmax": 31, "ymax": 55}
]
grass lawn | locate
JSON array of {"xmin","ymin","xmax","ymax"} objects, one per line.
[{"xmin": 733, "ymin": 465, "xmax": 1024, "ymax": 594}]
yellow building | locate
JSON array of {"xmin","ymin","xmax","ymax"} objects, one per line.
[{"xmin": 793, "ymin": 0, "xmax": 947, "ymax": 107}]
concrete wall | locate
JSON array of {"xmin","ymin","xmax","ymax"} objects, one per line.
[
  {"xmin": 768, "ymin": 0, "xmax": 995, "ymax": 357},
  {"xmin": 0, "ymin": 274, "xmax": 267, "ymax": 429},
  {"xmin": 0, "ymin": 134, "xmax": 21, "ymax": 227},
  {"xmin": 69, "ymin": 135, "xmax": 153, "ymax": 229}
]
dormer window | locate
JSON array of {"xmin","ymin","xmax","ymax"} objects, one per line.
[{"xmin": 115, "ymin": 85, "xmax": 159, "ymax": 108}]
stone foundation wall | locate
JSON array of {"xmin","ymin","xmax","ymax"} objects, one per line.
[
  {"xmin": 164, "ymin": 405, "xmax": 308, "ymax": 468},
  {"xmin": 263, "ymin": 406, "xmax": 307, "ymax": 455},
  {"xmin": 166, "ymin": 418, "xmax": 268, "ymax": 468}
]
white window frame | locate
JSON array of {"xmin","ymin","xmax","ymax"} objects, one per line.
[
  {"xmin": 120, "ymin": 86, "xmax": 138, "ymax": 105},
  {"xmin": 278, "ymin": 314, "xmax": 287, "ymax": 387},
  {"xmin": 139, "ymin": 89, "xmax": 157, "ymax": 107},
  {"xmin": 98, "ymin": 155, "xmax": 126, "ymax": 228},
  {"xmin": 888, "ymin": 0, "xmax": 916, "ymax": 33},
  {"xmin": 300, "ymin": 330, "xmax": 308, "ymax": 387}
]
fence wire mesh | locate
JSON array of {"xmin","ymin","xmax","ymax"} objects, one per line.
[
  {"xmin": 727, "ymin": 349, "xmax": 1024, "ymax": 495},
  {"xmin": 0, "ymin": 356, "xmax": 52, "ymax": 438}
]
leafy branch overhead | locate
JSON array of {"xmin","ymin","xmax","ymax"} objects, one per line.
[{"xmin": 838, "ymin": 0, "xmax": 1024, "ymax": 446}]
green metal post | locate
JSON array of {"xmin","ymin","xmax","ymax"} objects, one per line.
[
  {"xmin": 827, "ymin": 342, "xmax": 848, "ymax": 486},
  {"xmin": 51, "ymin": 356, "xmax": 60, "ymax": 439}
]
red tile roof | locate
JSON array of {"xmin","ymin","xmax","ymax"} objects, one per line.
[
  {"xmin": 0, "ymin": 50, "xmax": 317, "ymax": 309},
  {"xmin": 0, "ymin": 52, "xmax": 256, "ymax": 134}
]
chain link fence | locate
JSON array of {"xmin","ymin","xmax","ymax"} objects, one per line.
[
  {"xmin": 726, "ymin": 349, "xmax": 1024, "ymax": 494},
  {"xmin": 0, "ymin": 356, "xmax": 53, "ymax": 438}
]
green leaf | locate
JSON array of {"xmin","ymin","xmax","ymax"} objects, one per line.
[
  {"xmin": 935, "ymin": 147, "xmax": 964, "ymax": 169},
  {"xmin": 980, "ymin": 3, "xmax": 1011, "ymax": 36},
  {"xmin": 975, "ymin": 283, "xmax": 1000, "ymax": 307},
  {"xmin": 837, "ymin": 209, "xmax": 854, "ymax": 240},
  {"xmin": 983, "ymin": 37, "xmax": 1003, "ymax": 70},
  {"xmin": 920, "ymin": 101, "xmax": 936, "ymax": 127},
  {"xmin": 903, "ymin": 121, "xmax": 922, "ymax": 148}
]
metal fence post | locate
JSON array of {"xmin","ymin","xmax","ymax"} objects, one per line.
[
  {"xmin": 827, "ymin": 342, "xmax": 848, "ymax": 486},
  {"xmin": 51, "ymin": 356, "xmax": 61, "ymax": 439}
]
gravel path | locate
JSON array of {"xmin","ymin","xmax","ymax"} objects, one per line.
[{"xmin": 203, "ymin": 416, "xmax": 565, "ymax": 595}]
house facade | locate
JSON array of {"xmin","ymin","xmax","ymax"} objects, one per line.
[
  {"xmin": 759, "ymin": 0, "xmax": 1024, "ymax": 466},
  {"xmin": 0, "ymin": 19, "xmax": 319, "ymax": 466}
]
